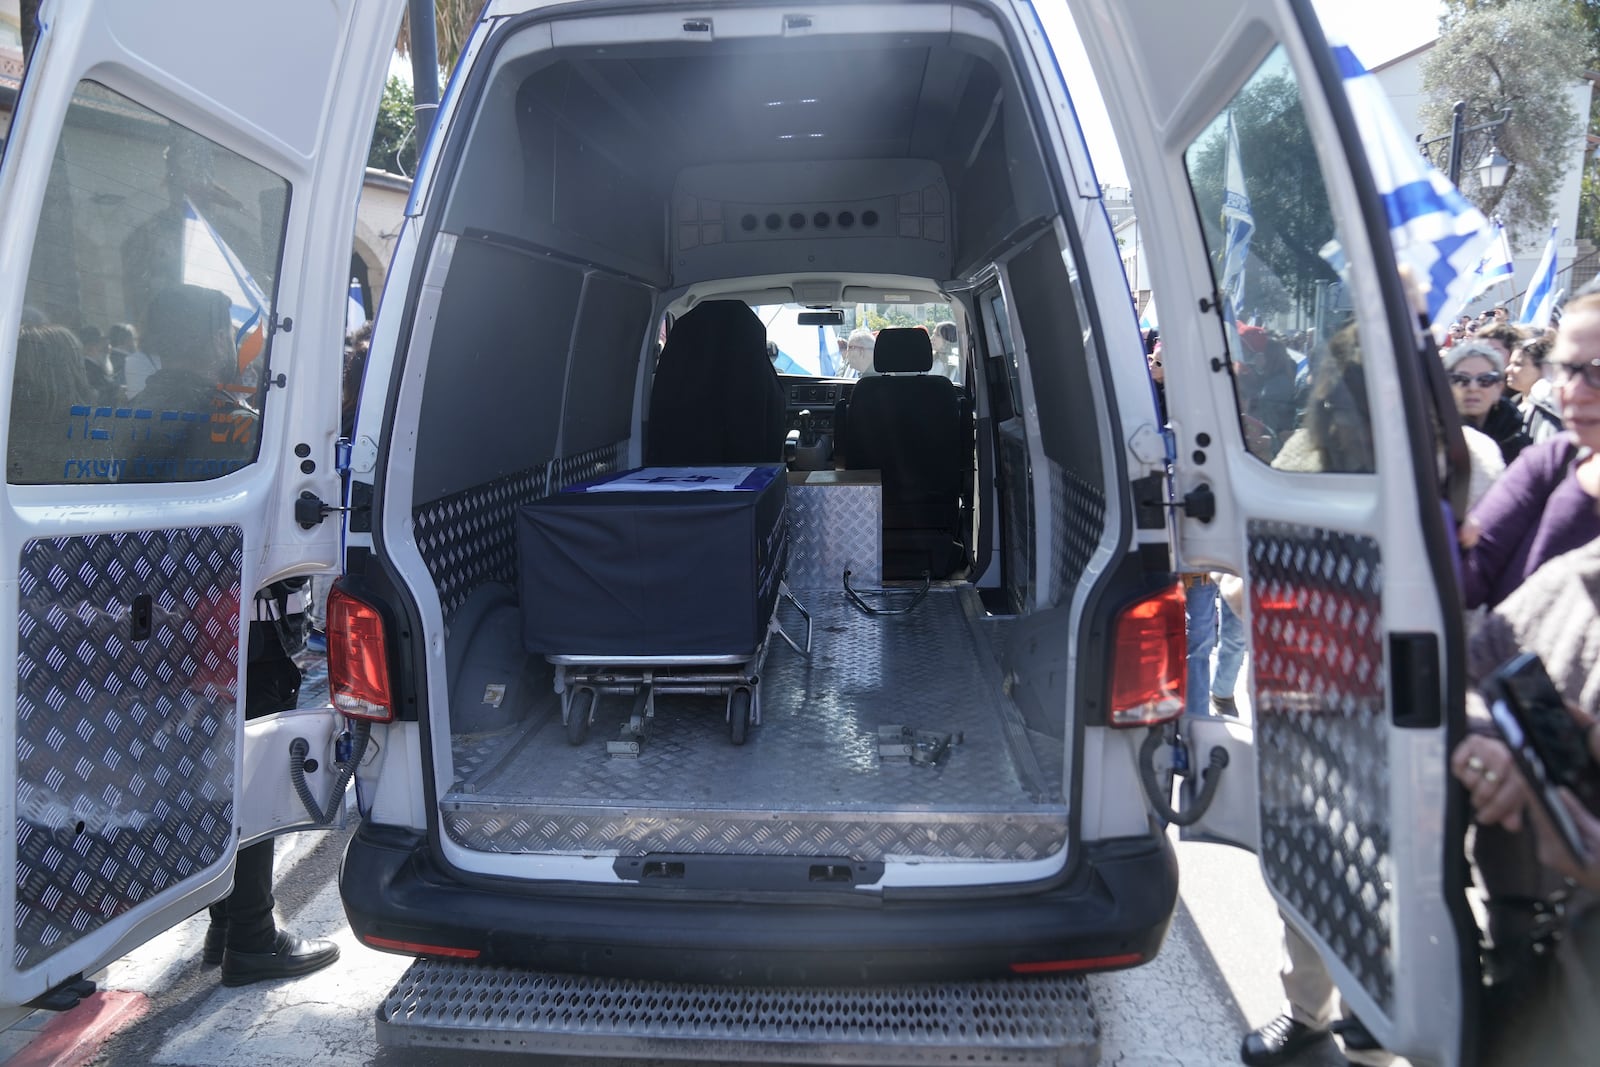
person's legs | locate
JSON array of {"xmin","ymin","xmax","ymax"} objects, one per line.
[
  {"xmin": 1212, "ymin": 598, "xmax": 1246, "ymax": 714},
  {"xmin": 210, "ymin": 631, "xmax": 339, "ymax": 984},
  {"xmin": 1185, "ymin": 579, "xmax": 1218, "ymax": 718},
  {"xmin": 1241, "ymin": 916, "xmax": 1336, "ymax": 1065}
]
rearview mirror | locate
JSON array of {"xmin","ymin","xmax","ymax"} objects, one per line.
[{"xmin": 798, "ymin": 310, "xmax": 844, "ymax": 326}]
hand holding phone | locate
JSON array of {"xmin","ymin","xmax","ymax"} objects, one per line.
[{"xmin": 1487, "ymin": 653, "xmax": 1599, "ymax": 865}]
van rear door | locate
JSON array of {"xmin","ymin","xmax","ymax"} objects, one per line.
[
  {"xmin": 0, "ymin": 0, "xmax": 400, "ymax": 1022},
  {"xmin": 1048, "ymin": 1, "xmax": 1476, "ymax": 1063}
]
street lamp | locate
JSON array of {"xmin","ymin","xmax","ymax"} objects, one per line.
[{"xmin": 1418, "ymin": 100, "xmax": 1513, "ymax": 187}]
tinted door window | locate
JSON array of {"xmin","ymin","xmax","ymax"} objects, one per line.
[
  {"xmin": 1183, "ymin": 46, "xmax": 1375, "ymax": 474},
  {"xmin": 10, "ymin": 81, "xmax": 290, "ymax": 484}
]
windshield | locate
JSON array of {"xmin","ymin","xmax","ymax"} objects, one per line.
[{"xmin": 751, "ymin": 301, "xmax": 963, "ymax": 385}]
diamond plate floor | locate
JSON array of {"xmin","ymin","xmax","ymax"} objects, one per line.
[{"xmin": 442, "ymin": 587, "xmax": 1068, "ymax": 859}]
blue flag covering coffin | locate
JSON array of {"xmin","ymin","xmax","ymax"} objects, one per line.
[{"xmin": 517, "ymin": 466, "xmax": 788, "ymax": 658}]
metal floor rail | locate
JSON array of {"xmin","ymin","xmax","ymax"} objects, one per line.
[{"xmin": 377, "ymin": 959, "xmax": 1100, "ymax": 1065}]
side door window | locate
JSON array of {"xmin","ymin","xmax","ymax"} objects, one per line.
[
  {"xmin": 11, "ymin": 80, "xmax": 289, "ymax": 485},
  {"xmin": 1182, "ymin": 48, "xmax": 1375, "ymax": 475}
]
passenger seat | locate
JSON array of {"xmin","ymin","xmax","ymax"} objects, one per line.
[{"xmin": 841, "ymin": 328, "xmax": 970, "ymax": 580}]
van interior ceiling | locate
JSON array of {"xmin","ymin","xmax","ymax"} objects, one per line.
[{"xmin": 391, "ymin": 7, "xmax": 1121, "ymax": 868}]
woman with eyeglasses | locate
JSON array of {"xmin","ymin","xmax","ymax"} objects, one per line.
[
  {"xmin": 1461, "ymin": 293, "xmax": 1600, "ymax": 610},
  {"xmin": 1446, "ymin": 339, "xmax": 1532, "ymax": 466}
]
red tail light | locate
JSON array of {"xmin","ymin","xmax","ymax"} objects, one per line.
[
  {"xmin": 1108, "ymin": 582, "xmax": 1186, "ymax": 727},
  {"xmin": 327, "ymin": 584, "xmax": 395, "ymax": 723}
]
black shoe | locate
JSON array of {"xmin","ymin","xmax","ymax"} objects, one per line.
[
  {"xmin": 202, "ymin": 922, "xmax": 227, "ymax": 967},
  {"xmin": 220, "ymin": 930, "xmax": 340, "ymax": 987},
  {"xmin": 1332, "ymin": 1015, "xmax": 1384, "ymax": 1054},
  {"xmin": 1240, "ymin": 1014, "xmax": 1330, "ymax": 1066},
  {"xmin": 1211, "ymin": 694, "xmax": 1239, "ymax": 717}
]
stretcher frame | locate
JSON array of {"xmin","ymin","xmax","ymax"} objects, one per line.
[{"xmin": 549, "ymin": 583, "xmax": 812, "ymax": 756}]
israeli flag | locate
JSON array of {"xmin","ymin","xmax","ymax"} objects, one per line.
[
  {"xmin": 346, "ymin": 278, "xmax": 367, "ymax": 334},
  {"xmin": 1520, "ymin": 223, "xmax": 1559, "ymax": 328},
  {"xmin": 181, "ymin": 198, "xmax": 271, "ymax": 372},
  {"xmin": 1472, "ymin": 218, "xmax": 1516, "ymax": 298},
  {"xmin": 1333, "ymin": 44, "xmax": 1492, "ymax": 332},
  {"xmin": 1219, "ymin": 113, "xmax": 1253, "ymax": 316}
]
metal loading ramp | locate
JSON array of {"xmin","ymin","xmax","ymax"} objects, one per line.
[{"xmin": 377, "ymin": 960, "xmax": 1100, "ymax": 1065}]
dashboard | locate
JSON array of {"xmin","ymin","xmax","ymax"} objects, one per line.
[{"xmin": 780, "ymin": 375, "xmax": 856, "ymax": 435}]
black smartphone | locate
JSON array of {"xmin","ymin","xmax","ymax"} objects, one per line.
[{"xmin": 1487, "ymin": 653, "xmax": 1597, "ymax": 864}]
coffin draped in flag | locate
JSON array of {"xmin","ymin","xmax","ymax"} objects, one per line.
[
  {"xmin": 181, "ymin": 197, "xmax": 270, "ymax": 375},
  {"xmin": 1520, "ymin": 223, "xmax": 1560, "ymax": 328},
  {"xmin": 1332, "ymin": 44, "xmax": 1492, "ymax": 333},
  {"xmin": 1219, "ymin": 112, "xmax": 1254, "ymax": 318}
]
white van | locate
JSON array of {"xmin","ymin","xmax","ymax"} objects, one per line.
[{"xmin": 0, "ymin": 0, "xmax": 1480, "ymax": 1062}]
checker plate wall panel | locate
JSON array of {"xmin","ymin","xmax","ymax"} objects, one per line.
[
  {"xmin": 1248, "ymin": 521, "xmax": 1393, "ymax": 1014},
  {"xmin": 1045, "ymin": 463, "xmax": 1105, "ymax": 609},
  {"xmin": 13, "ymin": 527, "xmax": 242, "ymax": 971},
  {"xmin": 785, "ymin": 480, "xmax": 881, "ymax": 590},
  {"xmin": 413, "ymin": 443, "xmax": 625, "ymax": 625}
]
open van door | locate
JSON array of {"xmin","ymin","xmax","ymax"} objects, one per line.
[
  {"xmin": 0, "ymin": 0, "xmax": 400, "ymax": 1023},
  {"xmin": 1055, "ymin": 1, "xmax": 1478, "ymax": 1064}
]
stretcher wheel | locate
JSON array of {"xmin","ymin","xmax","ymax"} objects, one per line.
[
  {"xmin": 566, "ymin": 687, "xmax": 595, "ymax": 746},
  {"xmin": 728, "ymin": 687, "xmax": 751, "ymax": 746}
]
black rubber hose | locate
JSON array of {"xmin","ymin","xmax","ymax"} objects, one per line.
[
  {"xmin": 1138, "ymin": 727, "xmax": 1230, "ymax": 827},
  {"xmin": 288, "ymin": 719, "xmax": 371, "ymax": 826}
]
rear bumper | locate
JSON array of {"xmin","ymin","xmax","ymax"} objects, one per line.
[{"xmin": 340, "ymin": 821, "xmax": 1178, "ymax": 984}]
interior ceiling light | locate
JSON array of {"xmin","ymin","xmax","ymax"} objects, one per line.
[{"xmin": 808, "ymin": 132, "xmax": 825, "ymax": 138}]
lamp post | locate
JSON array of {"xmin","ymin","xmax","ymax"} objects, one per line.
[{"xmin": 1418, "ymin": 100, "xmax": 1513, "ymax": 188}]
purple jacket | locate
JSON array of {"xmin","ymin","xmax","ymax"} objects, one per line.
[{"xmin": 1462, "ymin": 434, "xmax": 1599, "ymax": 609}]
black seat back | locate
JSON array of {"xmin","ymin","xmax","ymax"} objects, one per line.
[
  {"xmin": 843, "ymin": 328, "xmax": 968, "ymax": 579},
  {"xmin": 645, "ymin": 300, "xmax": 786, "ymax": 467}
]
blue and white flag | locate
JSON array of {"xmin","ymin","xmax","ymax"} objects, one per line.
[
  {"xmin": 1332, "ymin": 43, "xmax": 1492, "ymax": 333},
  {"xmin": 1471, "ymin": 218, "xmax": 1516, "ymax": 299},
  {"xmin": 1520, "ymin": 222, "xmax": 1560, "ymax": 328},
  {"xmin": 1219, "ymin": 113, "xmax": 1254, "ymax": 317},
  {"xmin": 346, "ymin": 278, "xmax": 367, "ymax": 335},
  {"xmin": 1139, "ymin": 297, "xmax": 1159, "ymax": 331},
  {"xmin": 181, "ymin": 197, "xmax": 270, "ymax": 372}
]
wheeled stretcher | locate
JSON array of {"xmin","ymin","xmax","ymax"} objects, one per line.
[{"xmin": 517, "ymin": 465, "xmax": 810, "ymax": 754}]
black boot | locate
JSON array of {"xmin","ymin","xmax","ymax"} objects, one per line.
[
  {"xmin": 202, "ymin": 921, "xmax": 227, "ymax": 967},
  {"xmin": 1240, "ymin": 1014, "xmax": 1330, "ymax": 1065},
  {"xmin": 220, "ymin": 930, "xmax": 340, "ymax": 987}
]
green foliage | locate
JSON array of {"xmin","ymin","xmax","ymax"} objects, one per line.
[
  {"xmin": 1185, "ymin": 71, "xmax": 1336, "ymax": 319},
  {"xmin": 368, "ymin": 76, "xmax": 418, "ymax": 176},
  {"xmin": 1423, "ymin": 0, "xmax": 1586, "ymax": 235}
]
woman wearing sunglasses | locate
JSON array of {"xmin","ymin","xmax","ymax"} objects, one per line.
[
  {"xmin": 1446, "ymin": 339, "xmax": 1532, "ymax": 466},
  {"xmin": 1461, "ymin": 295, "xmax": 1600, "ymax": 611}
]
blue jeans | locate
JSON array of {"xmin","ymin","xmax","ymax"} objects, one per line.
[
  {"xmin": 1185, "ymin": 581, "xmax": 1217, "ymax": 717},
  {"xmin": 1215, "ymin": 597, "xmax": 1245, "ymax": 703},
  {"xmin": 1186, "ymin": 581, "xmax": 1247, "ymax": 716}
]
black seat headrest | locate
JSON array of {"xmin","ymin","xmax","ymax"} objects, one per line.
[{"xmin": 873, "ymin": 328, "xmax": 933, "ymax": 373}]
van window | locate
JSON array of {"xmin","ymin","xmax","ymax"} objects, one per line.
[
  {"xmin": 9, "ymin": 81, "xmax": 289, "ymax": 485},
  {"xmin": 753, "ymin": 301, "xmax": 962, "ymax": 384},
  {"xmin": 1183, "ymin": 46, "xmax": 1375, "ymax": 474}
]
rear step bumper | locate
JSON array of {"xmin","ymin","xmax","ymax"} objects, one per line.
[
  {"xmin": 342, "ymin": 822, "xmax": 1178, "ymax": 985},
  {"xmin": 377, "ymin": 959, "xmax": 1099, "ymax": 1065}
]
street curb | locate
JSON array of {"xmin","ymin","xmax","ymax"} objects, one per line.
[{"xmin": 4, "ymin": 992, "xmax": 148, "ymax": 1067}]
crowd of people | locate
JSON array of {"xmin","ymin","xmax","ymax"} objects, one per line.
[{"xmin": 1154, "ymin": 298, "xmax": 1600, "ymax": 1064}]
